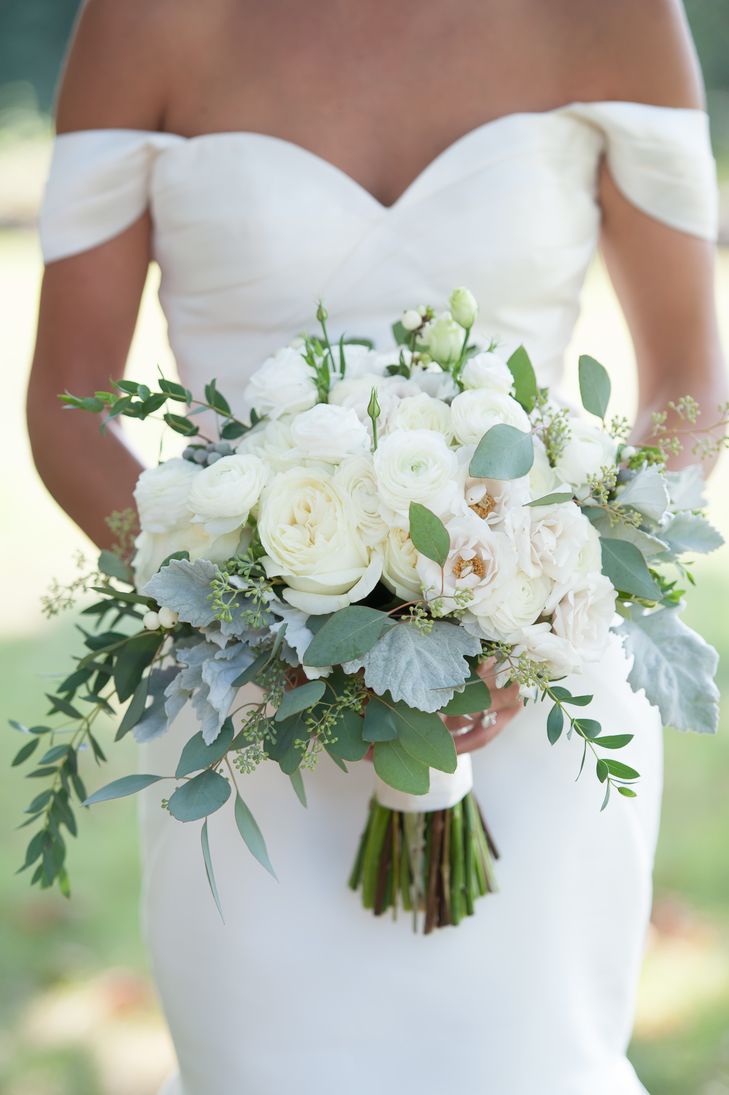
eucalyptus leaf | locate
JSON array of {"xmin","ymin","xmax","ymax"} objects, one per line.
[
  {"xmin": 469, "ymin": 424, "xmax": 534, "ymax": 480},
  {"xmin": 275, "ymin": 680, "xmax": 326, "ymax": 723},
  {"xmin": 525, "ymin": 492, "xmax": 573, "ymax": 508},
  {"xmin": 363, "ymin": 697, "xmax": 400, "ymax": 742},
  {"xmin": 175, "ymin": 718, "xmax": 235, "ymax": 777},
  {"xmin": 616, "ymin": 466, "xmax": 670, "ymax": 523},
  {"xmin": 507, "ymin": 345, "xmax": 538, "ymax": 412},
  {"xmin": 547, "ymin": 705, "xmax": 564, "ymax": 744},
  {"xmin": 200, "ymin": 818, "xmax": 224, "ymax": 922},
  {"xmin": 408, "ymin": 502, "xmax": 450, "ymax": 566},
  {"xmin": 600, "ymin": 538, "xmax": 660, "ymax": 601},
  {"xmin": 98, "ymin": 549, "xmax": 134, "ymax": 584},
  {"xmin": 578, "ymin": 355, "xmax": 611, "ymax": 418},
  {"xmin": 113, "ymin": 632, "xmax": 162, "ymax": 703},
  {"xmin": 389, "ymin": 702, "xmax": 457, "ymax": 773},
  {"xmin": 303, "ymin": 606, "xmax": 395, "ymax": 667},
  {"xmin": 441, "ymin": 677, "xmax": 491, "ymax": 715},
  {"xmin": 234, "ymin": 793, "xmax": 277, "ymax": 878},
  {"xmin": 84, "ymin": 773, "xmax": 163, "ymax": 805},
  {"xmin": 373, "ymin": 740, "xmax": 430, "ymax": 794},
  {"xmin": 326, "ymin": 710, "xmax": 369, "ymax": 760},
  {"xmin": 168, "ymin": 769, "xmax": 231, "ymax": 822}
]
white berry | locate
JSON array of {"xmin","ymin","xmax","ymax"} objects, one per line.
[
  {"xmin": 143, "ymin": 610, "xmax": 161, "ymax": 630},
  {"xmin": 158, "ymin": 606, "xmax": 180, "ymax": 629},
  {"xmin": 401, "ymin": 309, "xmax": 422, "ymax": 332}
]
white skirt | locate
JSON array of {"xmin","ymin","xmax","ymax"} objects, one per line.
[{"xmin": 137, "ymin": 631, "xmax": 662, "ymax": 1095}]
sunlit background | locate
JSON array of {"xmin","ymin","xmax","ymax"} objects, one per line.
[{"xmin": 1, "ymin": 3, "xmax": 728, "ymax": 1093}]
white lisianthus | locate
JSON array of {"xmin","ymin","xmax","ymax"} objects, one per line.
[
  {"xmin": 257, "ymin": 466, "xmax": 382, "ymax": 614},
  {"xmin": 373, "ymin": 429, "xmax": 458, "ymax": 517},
  {"xmin": 449, "ymin": 287, "xmax": 478, "ymax": 329},
  {"xmin": 289, "ymin": 403, "xmax": 369, "ymax": 463},
  {"xmin": 243, "ymin": 346, "xmax": 318, "ymax": 419},
  {"xmin": 187, "ymin": 454, "xmax": 268, "ymax": 535},
  {"xmin": 460, "ymin": 351, "xmax": 513, "ymax": 395},
  {"xmin": 387, "ymin": 392, "xmax": 453, "ymax": 439},
  {"xmin": 334, "ymin": 455, "xmax": 389, "ymax": 548},
  {"xmin": 134, "ymin": 458, "xmax": 199, "ymax": 533},
  {"xmin": 382, "ymin": 527, "xmax": 422, "ymax": 600},
  {"xmin": 236, "ymin": 419, "xmax": 299, "ymax": 471},
  {"xmin": 132, "ymin": 524, "xmax": 241, "ymax": 590},
  {"xmin": 417, "ymin": 311, "xmax": 464, "ymax": 366},
  {"xmin": 416, "ymin": 512, "xmax": 514, "ymax": 614},
  {"xmin": 450, "ymin": 389, "xmax": 531, "ymax": 445},
  {"xmin": 551, "ymin": 574, "xmax": 615, "ymax": 662},
  {"xmin": 555, "ymin": 418, "xmax": 618, "ymax": 487},
  {"xmin": 470, "ymin": 570, "xmax": 554, "ymax": 643},
  {"xmin": 511, "ymin": 622, "xmax": 583, "ymax": 676},
  {"xmin": 329, "ymin": 373, "xmax": 418, "ymax": 430}
]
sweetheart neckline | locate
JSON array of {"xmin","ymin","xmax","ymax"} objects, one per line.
[{"xmin": 54, "ymin": 99, "xmax": 709, "ymax": 214}]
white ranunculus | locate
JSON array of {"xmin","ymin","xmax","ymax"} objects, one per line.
[
  {"xmin": 333, "ymin": 454, "xmax": 389, "ymax": 548},
  {"xmin": 132, "ymin": 524, "xmax": 241, "ymax": 590},
  {"xmin": 329, "ymin": 373, "xmax": 419, "ymax": 431},
  {"xmin": 449, "ymin": 287, "xmax": 478, "ymax": 329},
  {"xmin": 243, "ymin": 346, "xmax": 318, "ymax": 419},
  {"xmin": 337, "ymin": 344, "xmax": 389, "ymax": 380},
  {"xmin": 551, "ymin": 574, "xmax": 615, "ymax": 663},
  {"xmin": 373, "ymin": 428, "xmax": 458, "ymax": 517},
  {"xmin": 187, "ymin": 454, "xmax": 268, "ymax": 535},
  {"xmin": 555, "ymin": 418, "xmax": 618, "ymax": 487},
  {"xmin": 257, "ymin": 466, "xmax": 382, "ymax": 614},
  {"xmin": 450, "ymin": 389, "xmax": 531, "ymax": 445},
  {"xmin": 134, "ymin": 458, "xmax": 199, "ymax": 533},
  {"xmin": 409, "ymin": 362, "xmax": 459, "ymax": 401},
  {"xmin": 382, "ymin": 527, "xmax": 422, "ymax": 600},
  {"xmin": 236, "ymin": 419, "xmax": 299, "ymax": 471},
  {"xmin": 511, "ymin": 621, "xmax": 583, "ymax": 676},
  {"xmin": 289, "ymin": 403, "xmax": 369, "ymax": 463},
  {"xmin": 470, "ymin": 569, "xmax": 554, "ymax": 643},
  {"xmin": 387, "ymin": 392, "xmax": 453, "ymax": 439},
  {"xmin": 417, "ymin": 311, "xmax": 464, "ymax": 366},
  {"xmin": 460, "ymin": 351, "xmax": 514, "ymax": 395},
  {"xmin": 416, "ymin": 512, "xmax": 514, "ymax": 614}
]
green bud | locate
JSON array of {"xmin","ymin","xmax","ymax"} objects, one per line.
[
  {"xmin": 449, "ymin": 286, "xmax": 478, "ymax": 329},
  {"xmin": 316, "ymin": 301, "xmax": 328, "ymax": 324}
]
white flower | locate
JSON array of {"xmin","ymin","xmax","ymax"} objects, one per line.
[
  {"xmin": 373, "ymin": 429, "xmax": 458, "ymax": 517},
  {"xmin": 417, "ymin": 311, "xmax": 464, "ymax": 365},
  {"xmin": 470, "ymin": 569, "xmax": 554, "ymax": 643},
  {"xmin": 551, "ymin": 574, "xmax": 615, "ymax": 663},
  {"xmin": 387, "ymin": 392, "xmax": 453, "ymax": 439},
  {"xmin": 337, "ymin": 344, "xmax": 389, "ymax": 380},
  {"xmin": 132, "ymin": 525, "xmax": 241, "ymax": 590},
  {"xmin": 257, "ymin": 466, "xmax": 382, "ymax": 614},
  {"xmin": 416, "ymin": 512, "xmax": 514, "ymax": 616},
  {"xmin": 333, "ymin": 455, "xmax": 389, "ymax": 547},
  {"xmin": 511, "ymin": 622, "xmax": 583, "ymax": 676},
  {"xmin": 187, "ymin": 454, "xmax": 268, "ymax": 535},
  {"xmin": 409, "ymin": 362, "xmax": 459, "ymax": 401},
  {"xmin": 555, "ymin": 418, "xmax": 618, "ymax": 487},
  {"xmin": 289, "ymin": 403, "xmax": 369, "ymax": 463},
  {"xmin": 134, "ymin": 458, "xmax": 199, "ymax": 533},
  {"xmin": 449, "ymin": 287, "xmax": 478, "ymax": 328},
  {"xmin": 243, "ymin": 346, "xmax": 318, "ymax": 419},
  {"xmin": 460, "ymin": 351, "xmax": 513, "ymax": 394},
  {"xmin": 528, "ymin": 437, "xmax": 565, "ymax": 499},
  {"xmin": 401, "ymin": 308, "xmax": 422, "ymax": 332},
  {"xmin": 329, "ymin": 373, "xmax": 418, "ymax": 430},
  {"xmin": 450, "ymin": 389, "xmax": 530, "ymax": 445},
  {"xmin": 382, "ymin": 527, "xmax": 422, "ymax": 600},
  {"xmin": 515, "ymin": 501, "xmax": 601, "ymax": 585},
  {"xmin": 236, "ymin": 419, "xmax": 299, "ymax": 471}
]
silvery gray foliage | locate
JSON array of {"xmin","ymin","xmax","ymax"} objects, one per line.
[
  {"xmin": 658, "ymin": 513, "xmax": 724, "ymax": 556},
  {"xmin": 587, "ymin": 509, "xmax": 668, "ymax": 559},
  {"xmin": 617, "ymin": 607, "xmax": 720, "ymax": 735},
  {"xmin": 164, "ymin": 639, "xmax": 255, "ymax": 743},
  {"xmin": 616, "ymin": 466, "xmax": 670, "ymax": 523},
  {"xmin": 664, "ymin": 465, "xmax": 706, "ymax": 511},
  {"xmin": 133, "ymin": 666, "xmax": 180, "ymax": 743},
  {"xmin": 343, "ymin": 620, "xmax": 481, "ymax": 713},
  {"xmin": 269, "ymin": 601, "xmax": 331, "ymax": 678},
  {"xmin": 143, "ymin": 558, "xmax": 219, "ymax": 627}
]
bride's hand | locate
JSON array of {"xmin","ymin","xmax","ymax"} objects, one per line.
[{"xmin": 442, "ymin": 658, "xmax": 522, "ymax": 754}]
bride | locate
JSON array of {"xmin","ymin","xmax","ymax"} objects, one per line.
[{"xmin": 28, "ymin": 1, "xmax": 725, "ymax": 1092}]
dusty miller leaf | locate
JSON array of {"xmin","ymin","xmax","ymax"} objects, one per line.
[{"xmin": 143, "ymin": 558, "xmax": 219, "ymax": 626}]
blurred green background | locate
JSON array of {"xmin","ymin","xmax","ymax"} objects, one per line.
[{"xmin": 1, "ymin": 3, "xmax": 728, "ymax": 1093}]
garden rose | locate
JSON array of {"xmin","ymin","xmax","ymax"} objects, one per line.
[
  {"xmin": 551, "ymin": 574, "xmax": 616, "ymax": 662},
  {"xmin": 289, "ymin": 403, "xmax": 369, "ymax": 463},
  {"xmin": 243, "ymin": 346, "xmax": 318, "ymax": 419},
  {"xmin": 134, "ymin": 458, "xmax": 199, "ymax": 533},
  {"xmin": 460, "ymin": 351, "xmax": 514, "ymax": 395}
]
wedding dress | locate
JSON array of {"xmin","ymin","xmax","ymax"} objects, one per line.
[{"xmin": 39, "ymin": 101, "xmax": 718, "ymax": 1095}]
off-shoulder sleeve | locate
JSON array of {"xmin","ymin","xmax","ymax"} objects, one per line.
[
  {"xmin": 38, "ymin": 129, "xmax": 180, "ymax": 262},
  {"xmin": 566, "ymin": 101, "xmax": 719, "ymax": 241}
]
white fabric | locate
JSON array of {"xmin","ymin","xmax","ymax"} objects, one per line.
[
  {"xmin": 37, "ymin": 100, "xmax": 718, "ymax": 1094},
  {"xmin": 375, "ymin": 752, "xmax": 473, "ymax": 811}
]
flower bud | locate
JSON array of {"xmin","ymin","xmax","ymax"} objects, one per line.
[
  {"xmin": 158, "ymin": 606, "xmax": 179, "ymax": 629},
  {"xmin": 316, "ymin": 301, "xmax": 328, "ymax": 324},
  {"xmin": 143, "ymin": 610, "xmax": 161, "ymax": 630},
  {"xmin": 449, "ymin": 287, "xmax": 478, "ymax": 329},
  {"xmin": 401, "ymin": 309, "xmax": 422, "ymax": 332},
  {"xmin": 621, "ymin": 445, "xmax": 637, "ymax": 460}
]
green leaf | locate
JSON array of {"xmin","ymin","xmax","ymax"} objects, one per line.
[
  {"xmin": 326, "ymin": 710, "xmax": 369, "ymax": 760},
  {"xmin": 303, "ymin": 606, "xmax": 395, "ymax": 667},
  {"xmin": 578, "ymin": 354, "xmax": 611, "ymax": 418},
  {"xmin": 265, "ymin": 714, "xmax": 307, "ymax": 774},
  {"xmin": 289, "ymin": 770, "xmax": 307, "ymax": 807},
  {"xmin": 274, "ymin": 680, "xmax": 326, "ymax": 723},
  {"xmin": 596, "ymin": 758, "xmax": 609, "ymax": 783},
  {"xmin": 113, "ymin": 632, "xmax": 162, "ymax": 703},
  {"xmin": 84, "ymin": 773, "xmax": 163, "ymax": 805},
  {"xmin": 234, "ymin": 793, "xmax": 277, "ymax": 878},
  {"xmin": 12, "ymin": 738, "xmax": 40, "ymax": 766},
  {"xmin": 507, "ymin": 345, "xmax": 538, "ymax": 412},
  {"xmin": 175, "ymin": 719, "xmax": 235, "ymax": 777},
  {"xmin": 232, "ymin": 650, "xmax": 269, "ymax": 688},
  {"xmin": 115, "ymin": 676, "xmax": 149, "ymax": 741},
  {"xmin": 200, "ymin": 819, "xmax": 225, "ymax": 921},
  {"xmin": 45, "ymin": 693, "xmax": 83, "ymax": 719},
  {"xmin": 204, "ymin": 380, "xmax": 232, "ymax": 416},
  {"xmin": 594, "ymin": 734, "xmax": 634, "ymax": 749},
  {"xmin": 168, "ymin": 769, "xmax": 231, "ymax": 822},
  {"xmin": 373, "ymin": 740, "xmax": 430, "ymax": 794},
  {"xmin": 221, "ymin": 420, "xmax": 247, "ymax": 440},
  {"xmin": 164, "ymin": 412, "xmax": 199, "ymax": 437},
  {"xmin": 98, "ymin": 549, "xmax": 134, "ymax": 584},
  {"xmin": 600, "ymin": 538, "xmax": 660, "ymax": 601},
  {"xmin": 391, "ymin": 319, "xmax": 411, "ymax": 345},
  {"xmin": 547, "ymin": 705, "xmax": 564, "ymax": 744},
  {"xmin": 441, "ymin": 677, "xmax": 491, "ymax": 715},
  {"xmin": 469, "ymin": 424, "xmax": 534, "ymax": 480},
  {"xmin": 363, "ymin": 696, "xmax": 399, "ymax": 741},
  {"xmin": 603, "ymin": 759, "xmax": 640, "ymax": 781},
  {"xmin": 159, "ymin": 378, "xmax": 192, "ymax": 402},
  {"xmin": 39, "ymin": 744, "xmax": 72, "ymax": 764},
  {"xmin": 525, "ymin": 492, "xmax": 574, "ymax": 507},
  {"xmin": 618, "ymin": 786, "xmax": 637, "ymax": 798},
  {"xmin": 391, "ymin": 702, "xmax": 457, "ymax": 773},
  {"xmin": 408, "ymin": 502, "xmax": 450, "ymax": 566},
  {"xmin": 574, "ymin": 718, "xmax": 602, "ymax": 740}
]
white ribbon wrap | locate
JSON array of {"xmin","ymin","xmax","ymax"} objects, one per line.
[{"xmin": 374, "ymin": 753, "xmax": 473, "ymax": 813}]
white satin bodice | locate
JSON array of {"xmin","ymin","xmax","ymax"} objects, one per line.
[{"xmin": 39, "ymin": 101, "xmax": 718, "ymax": 405}]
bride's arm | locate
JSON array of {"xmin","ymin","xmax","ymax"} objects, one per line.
[
  {"xmin": 27, "ymin": 0, "xmax": 170, "ymax": 548},
  {"xmin": 596, "ymin": 3, "xmax": 728, "ymax": 472}
]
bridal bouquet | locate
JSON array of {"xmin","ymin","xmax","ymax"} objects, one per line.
[{"xmin": 12, "ymin": 288, "xmax": 723, "ymax": 932}]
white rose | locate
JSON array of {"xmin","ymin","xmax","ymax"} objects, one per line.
[
  {"xmin": 132, "ymin": 524, "xmax": 240, "ymax": 590},
  {"xmin": 470, "ymin": 569, "xmax": 553, "ymax": 643},
  {"xmin": 257, "ymin": 466, "xmax": 382, "ymax": 614},
  {"xmin": 555, "ymin": 418, "xmax": 618, "ymax": 487},
  {"xmin": 373, "ymin": 429, "xmax": 458, "ymax": 517},
  {"xmin": 449, "ymin": 287, "xmax": 478, "ymax": 328},
  {"xmin": 387, "ymin": 393, "xmax": 453, "ymax": 439},
  {"xmin": 329, "ymin": 373, "xmax": 418, "ymax": 431},
  {"xmin": 289, "ymin": 403, "xmax": 369, "ymax": 463},
  {"xmin": 382, "ymin": 527, "xmax": 422, "ymax": 600},
  {"xmin": 187, "ymin": 454, "xmax": 268, "ymax": 535},
  {"xmin": 460, "ymin": 351, "xmax": 514, "ymax": 395},
  {"xmin": 416, "ymin": 512, "xmax": 514, "ymax": 616},
  {"xmin": 511, "ymin": 622, "xmax": 583, "ymax": 676},
  {"xmin": 450, "ymin": 389, "xmax": 531, "ymax": 445},
  {"xmin": 417, "ymin": 311, "xmax": 463, "ymax": 365},
  {"xmin": 236, "ymin": 419, "xmax": 299, "ymax": 471},
  {"xmin": 551, "ymin": 574, "xmax": 615, "ymax": 663},
  {"xmin": 243, "ymin": 346, "xmax": 318, "ymax": 419},
  {"xmin": 134, "ymin": 458, "xmax": 199, "ymax": 533},
  {"xmin": 516, "ymin": 501, "xmax": 601, "ymax": 584},
  {"xmin": 334, "ymin": 454, "xmax": 388, "ymax": 547}
]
